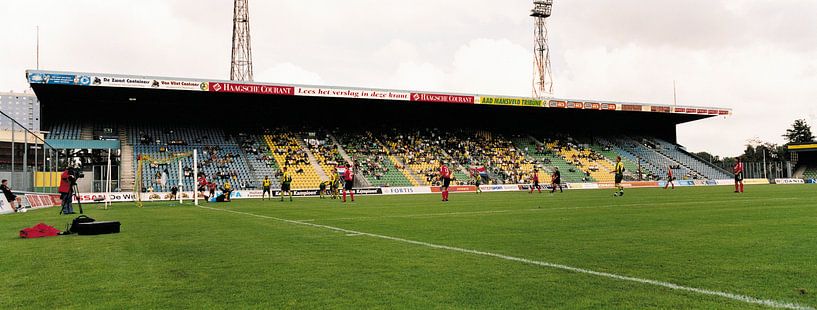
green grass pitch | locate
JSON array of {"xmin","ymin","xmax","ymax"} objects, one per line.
[{"xmin": 1, "ymin": 185, "xmax": 816, "ymax": 309}]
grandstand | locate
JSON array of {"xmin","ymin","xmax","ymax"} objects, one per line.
[
  {"xmin": 788, "ymin": 143, "xmax": 817, "ymax": 181},
  {"xmin": 28, "ymin": 70, "xmax": 733, "ymax": 192}
]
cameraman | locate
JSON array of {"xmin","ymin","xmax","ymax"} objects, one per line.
[{"xmin": 59, "ymin": 167, "xmax": 75, "ymax": 214}]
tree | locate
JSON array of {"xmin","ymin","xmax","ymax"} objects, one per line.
[{"xmin": 783, "ymin": 119, "xmax": 814, "ymax": 144}]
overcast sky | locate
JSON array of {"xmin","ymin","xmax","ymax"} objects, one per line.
[{"xmin": 2, "ymin": 0, "xmax": 816, "ymax": 156}]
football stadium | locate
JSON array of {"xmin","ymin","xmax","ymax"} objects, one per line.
[{"xmin": 2, "ymin": 1, "xmax": 817, "ymax": 309}]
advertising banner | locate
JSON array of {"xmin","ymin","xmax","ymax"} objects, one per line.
[
  {"xmin": 479, "ymin": 96, "xmax": 542, "ymax": 107},
  {"xmin": 266, "ymin": 187, "xmax": 382, "ymax": 198},
  {"xmin": 208, "ymin": 82, "xmax": 295, "ymax": 95},
  {"xmin": 518, "ymin": 183, "xmax": 572, "ymax": 190},
  {"xmin": 25, "ymin": 194, "xmax": 58, "ymax": 209},
  {"xmin": 28, "ymin": 73, "xmax": 89, "ymax": 85},
  {"xmin": 743, "ymin": 178, "xmax": 770, "ymax": 185},
  {"xmin": 566, "ymin": 183, "xmax": 598, "ymax": 190},
  {"xmin": 597, "ymin": 181, "xmax": 659, "ymax": 189},
  {"xmin": 479, "ymin": 185, "xmax": 521, "ymax": 192},
  {"xmin": 773, "ymin": 178, "xmax": 805, "ymax": 184},
  {"xmin": 381, "ymin": 187, "xmax": 433, "ymax": 195},
  {"xmin": 0, "ymin": 195, "xmax": 11, "ymax": 214},
  {"xmin": 90, "ymin": 76, "xmax": 208, "ymax": 91},
  {"xmin": 410, "ymin": 93, "xmax": 474, "ymax": 104},
  {"xmin": 430, "ymin": 185, "xmax": 477, "ymax": 193},
  {"xmin": 295, "ymin": 86, "xmax": 410, "ymax": 101},
  {"xmin": 621, "ymin": 104, "xmax": 642, "ymax": 112}
]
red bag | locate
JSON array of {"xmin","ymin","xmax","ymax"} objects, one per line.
[{"xmin": 19, "ymin": 223, "xmax": 61, "ymax": 238}]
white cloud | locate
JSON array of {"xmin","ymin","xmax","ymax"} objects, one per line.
[
  {"xmin": 385, "ymin": 62, "xmax": 446, "ymax": 91},
  {"xmin": 1, "ymin": 0, "xmax": 815, "ymax": 156},
  {"xmin": 448, "ymin": 39, "xmax": 531, "ymax": 96},
  {"xmin": 255, "ymin": 63, "xmax": 324, "ymax": 85}
]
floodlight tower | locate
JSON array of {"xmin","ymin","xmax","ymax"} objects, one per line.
[
  {"xmin": 230, "ymin": 0, "xmax": 253, "ymax": 81},
  {"xmin": 531, "ymin": 0, "xmax": 553, "ymax": 98}
]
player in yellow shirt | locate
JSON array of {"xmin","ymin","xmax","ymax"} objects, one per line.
[
  {"xmin": 473, "ymin": 170, "xmax": 483, "ymax": 194},
  {"xmin": 330, "ymin": 170, "xmax": 340, "ymax": 199},
  {"xmin": 222, "ymin": 181, "xmax": 233, "ymax": 202},
  {"xmin": 280, "ymin": 167, "xmax": 293, "ymax": 202},
  {"xmin": 261, "ymin": 176, "xmax": 272, "ymax": 200},
  {"xmin": 319, "ymin": 180, "xmax": 330, "ymax": 199},
  {"xmin": 611, "ymin": 156, "xmax": 625, "ymax": 197}
]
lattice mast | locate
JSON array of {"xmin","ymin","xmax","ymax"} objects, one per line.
[
  {"xmin": 230, "ymin": 0, "xmax": 254, "ymax": 81},
  {"xmin": 531, "ymin": 0, "xmax": 554, "ymax": 98}
]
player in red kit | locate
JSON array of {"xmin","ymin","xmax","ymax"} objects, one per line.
[
  {"xmin": 529, "ymin": 169, "xmax": 542, "ymax": 193},
  {"xmin": 197, "ymin": 174, "xmax": 208, "ymax": 198},
  {"xmin": 664, "ymin": 165, "xmax": 675, "ymax": 189},
  {"xmin": 733, "ymin": 157, "xmax": 744, "ymax": 193},
  {"xmin": 439, "ymin": 162, "xmax": 451, "ymax": 202},
  {"xmin": 343, "ymin": 165, "xmax": 355, "ymax": 202}
]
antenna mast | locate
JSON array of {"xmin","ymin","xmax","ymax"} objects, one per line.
[
  {"xmin": 230, "ymin": 0, "xmax": 253, "ymax": 81},
  {"xmin": 531, "ymin": 0, "xmax": 554, "ymax": 98}
]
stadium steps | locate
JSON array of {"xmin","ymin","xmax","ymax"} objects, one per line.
[
  {"xmin": 654, "ymin": 138, "xmax": 733, "ymax": 179},
  {"xmin": 551, "ymin": 144, "xmax": 614, "ymax": 182},
  {"xmin": 328, "ymin": 133, "xmax": 354, "ymax": 166},
  {"xmin": 119, "ymin": 128, "xmax": 135, "ymax": 191},
  {"xmin": 602, "ymin": 137, "xmax": 663, "ymax": 177},
  {"xmin": 512, "ymin": 138, "xmax": 552, "ymax": 174},
  {"xmin": 642, "ymin": 138, "xmax": 710, "ymax": 179},
  {"xmin": 793, "ymin": 165, "xmax": 808, "ymax": 179},
  {"xmin": 585, "ymin": 142, "xmax": 638, "ymax": 180},
  {"xmin": 236, "ymin": 144, "xmax": 260, "ymax": 186},
  {"xmin": 387, "ymin": 154, "xmax": 420, "ymax": 186},
  {"xmin": 80, "ymin": 124, "xmax": 93, "ymax": 140},
  {"xmin": 375, "ymin": 137, "xmax": 424, "ymax": 186},
  {"xmin": 803, "ymin": 165, "xmax": 817, "ymax": 179},
  {"xmin": 595, "ymin": 137, "xmax": 644, "ymax": 173},
  {"xmin": 263, "ymin": 134, "xmax": 322, "ymax": 189},
  {"xmin": 252, "ymin": 136, "xmax": 281, "ymax": 187},
  {"xmin": 437, "ymin": 145, "xmax": 472, "ymax": 184},
  {"xmin": 525, "ymin": 136, "xmax": 592, "ymax": 183},
  {"xmin": 296, "ymin": 138, "xmax": 329, "ymax": 181},
  {"xmin": 645, "ymin": 138, "xmax": 704, "ymax": 178}
]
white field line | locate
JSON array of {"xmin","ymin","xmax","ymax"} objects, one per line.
[
  {"xmin": 305, "ymin": 195, "xmax": 799, "ymax": 214},
  {"xmin": 198, "ymin": 205, "xmax": 814, "ymax": 310},
  {"xmin": 293, "ymin": 197, "xmax": 803, "ymax": 222}
]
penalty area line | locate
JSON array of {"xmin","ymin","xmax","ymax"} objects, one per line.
[{"xmin": 197, "ymin": 205, "xmax": 813, "ymax": 310}]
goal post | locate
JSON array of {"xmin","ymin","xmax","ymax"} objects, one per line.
[{"xmin": 134, "ymin": 151, "xmax": 193, "ymax": 208}]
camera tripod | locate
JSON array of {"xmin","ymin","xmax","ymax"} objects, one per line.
[{"xmin": 58, "ymin": 183, "xmax": 84, "ymax": 215}]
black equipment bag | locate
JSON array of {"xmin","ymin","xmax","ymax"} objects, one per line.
[
  {"xmin": 69, "ymin": 215, "xmax": 96, "ymax": 233},
  {"xmin": 73, "ymin": 221, "xmax": 121, "ymax": 235}
]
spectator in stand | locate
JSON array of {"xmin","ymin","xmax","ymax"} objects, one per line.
[{"xmin": 1, "ymin": 179, "xmax": 23, "ymax": 212}]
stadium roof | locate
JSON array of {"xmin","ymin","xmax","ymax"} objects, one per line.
[
  {"xmin": 26, "ymin": 69, "xmax": 731, "ymax": 123},
  {"xmin": 44, "ymin": 139, "xmax": 120, "ymax": 150},
  {"xmin": 787, "ymin": 143, "xmax": 817, "ymax": 153}
]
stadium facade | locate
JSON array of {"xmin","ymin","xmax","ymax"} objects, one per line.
[{"xmin": 2, "ymin": 69, "xmax": 753, "ymax": 207}]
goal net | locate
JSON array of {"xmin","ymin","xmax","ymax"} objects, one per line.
[{"xmin": 134, "ymin": 151, "xmax": 194, "ymax": 207}]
